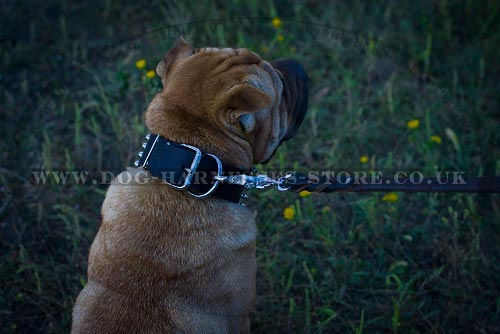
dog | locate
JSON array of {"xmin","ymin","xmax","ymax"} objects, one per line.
[{"xmin": 72, "ymin": 37, "xmax": 308, "ymax": 333}]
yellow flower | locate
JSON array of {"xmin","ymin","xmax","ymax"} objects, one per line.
[
  {"xmin": 272, "ymin": 17, "xmax": 282, "ymax": 29},
  {"xmin": 135, "ymin": 59, "xmax": 146, "ymax": 69},
  {"xmin": 299, "ymin": 190, "xmax": 312, "ymax": 197},
  {"xmin": 261, "ymin": 46, "xmax": 269, "ymax": 53},
  {"xmin": 321, "ymin": 206, "xmax": 331, "ymax": 213},
  {"xmin": 407, "ymin": 119, "xmax": 420, "ymax": 129},
  {"xmin": 430, "ymin": 135, "xmax": 442, "ymax": 144},
  {"xmin": 382, "ymin": 193, "xmax": 399, "ymax": 202},
  {"xmin": 145, "ymin": 70, "xmax": 156, "ymax": 78},
  {"xmin": 277, "ymin": 34, "xmax": 284, "ymax": 42},
  {"xmin": 359, "ymin": 155, "xmax": 369, "ymax": 164},
  {"xmin": 283, "ymin": 205, "xmax": 295, "ymax": 220}
]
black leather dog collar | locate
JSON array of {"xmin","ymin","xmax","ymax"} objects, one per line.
[{"xmin": 133, "ymin": 134, "xmax": 249, "ymax": 203}]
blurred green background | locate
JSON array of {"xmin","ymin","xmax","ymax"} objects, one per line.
[{"xmin": 1, "ymin": 1, "xmax": 499, "ymax": 333}]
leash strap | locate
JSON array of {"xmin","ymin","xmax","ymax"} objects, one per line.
[{"xmin": 282, "ymin": 173, "xmax": 500, "ymax": 193}]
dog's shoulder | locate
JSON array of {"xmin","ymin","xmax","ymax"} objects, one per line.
[
  {"xmin": 96, "ymin": 167, "xmax": 256, "ymax": 269},
  {"xmin": 100, "ymin": 168, "xmax": 164, "ymax": 223},
  {"xmin": 101, "ymin": 168, "xmax": 254, "ymax": 232}
]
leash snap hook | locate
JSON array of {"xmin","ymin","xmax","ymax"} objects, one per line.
[
  {"xmin": 215, "ymin": 173, "xmax": 284, "ymax": 190},
  {"xmin": 214, "ymin": 174, "xmax": 277, "ymax": 189},
  {"xmin": 251, "ymin": 174, "xmax": 279, "ymax": 189},
  {"xmin": 215, "ymin": 172, "xmax": 296, "ymax": 191}
]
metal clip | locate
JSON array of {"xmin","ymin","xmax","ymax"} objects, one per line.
[
  {"xmin": 214, "ymin": 174, "xmax": 276, "ymax": 189},
  {"xmin": 214, "ymin": 172, "xmax": 295, "ymax": 191}
]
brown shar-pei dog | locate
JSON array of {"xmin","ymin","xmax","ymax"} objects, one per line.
[{"xmin": 72, "ymin": 37, "xmax": 308, "ymax": 333}]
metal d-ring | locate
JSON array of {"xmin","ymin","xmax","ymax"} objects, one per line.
[{"xmin": 187, "ymin": 153, "xmax": 223, "ymax": 198}]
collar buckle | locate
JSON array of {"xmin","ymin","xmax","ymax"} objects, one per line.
[{"xmin": 164, "ymin": 143, "xmax": 203, "ymax": 190}]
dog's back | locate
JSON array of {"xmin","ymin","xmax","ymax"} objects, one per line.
[{"xmin": 72, "ymin": 168, "xmax": 256, "ymax": 333}]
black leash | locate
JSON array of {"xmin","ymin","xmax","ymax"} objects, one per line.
[{"xmin": 281, "ymin": 173, "xmax": 500, "ymax": 193}]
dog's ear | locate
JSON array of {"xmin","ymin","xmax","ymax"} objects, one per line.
[
  {"xmin": 257, "ymin": 59, "xmax": 309, "ymax": 164},
  {"xmin": 156, "ymin": 36, "xmax": 194, "ymax": 81},
  {"xmin": 226, "ymin": 84, "xmax": 272, "ymax": 113},
  {"xmin": 224, "ymin": 84, "xmax": 272, "ymax": 133},
  {"xmin": 270, "ymin": 59, "xmax": 309, "ymax": 143}
]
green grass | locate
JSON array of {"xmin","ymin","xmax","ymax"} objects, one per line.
[{"xmin": 1, "ymin": 0, "xmax": 499, "ymax": 333}]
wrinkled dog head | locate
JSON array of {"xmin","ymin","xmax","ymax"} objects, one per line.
[{"xmin": 146, "ymin": 37, "xmax": 309, "ymax": 169}]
